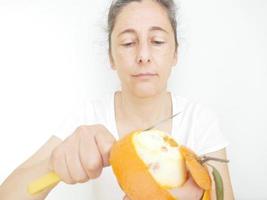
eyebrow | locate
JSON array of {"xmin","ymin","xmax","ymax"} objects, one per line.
[
  {"xmin": 150, "ymin": 26, "xmax": 168, "ymax": 33},
  {"xmin": 117, "ymin": 26, "xmax": 169, "ymax": 37},
  {"xmin": 117, "ymin": 29, "xmax": 136, "ymax": 37}
]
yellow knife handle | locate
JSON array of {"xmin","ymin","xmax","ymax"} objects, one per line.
[{"xmin": 28, "ymin": 172, "xmax": 61, "ymax": 195}]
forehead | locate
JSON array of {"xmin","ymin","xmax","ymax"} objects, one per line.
[{"xmin": 113, "ymin": 0, "xmax": 172, "ymax": 34}]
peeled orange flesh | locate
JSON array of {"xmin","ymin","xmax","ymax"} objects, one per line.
[{"xmin": 110, "ymin": 129, "xmax": 186, "ymax": 200}]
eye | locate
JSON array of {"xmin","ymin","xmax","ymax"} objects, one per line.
[
  {"xmin": 121, "ymin": 42, "xmax": 136, "ymax": 47},
  {"xmin": 152, "ymin": 40, "xmax": 165, "ymax": 45}
]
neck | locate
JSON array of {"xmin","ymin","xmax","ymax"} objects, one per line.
[{"xmin": 116, "ymin": 89, "xmax": 172, "ymax": 129}]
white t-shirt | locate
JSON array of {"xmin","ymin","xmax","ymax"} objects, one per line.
[{"xmin": 47, "ymin": 89, "xmax": 229, "ymax": 200}]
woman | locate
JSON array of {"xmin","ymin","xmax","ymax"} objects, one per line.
[{"xmin": 0, "ymin": 0, "xmax": 234, "ymax": 199}]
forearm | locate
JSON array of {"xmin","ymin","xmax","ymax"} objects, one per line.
[
  {"xmin": 0, "ymin": 159, "xmax": 56, "ymax": 200},
  {"xmin": 206, "ymin": 149, "xmax": 235, "ymax": 200},
  {"xmin": 0, "ymin": 135, "xmax": 62, "ymax": 200},
  {"xmin": 209, "ymin": 168, "xmax": 235, "ymax": 200}
]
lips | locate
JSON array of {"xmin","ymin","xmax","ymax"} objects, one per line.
[{"xmin": 132, "ymin": 72, "xmax": 158, "ymax": 77}]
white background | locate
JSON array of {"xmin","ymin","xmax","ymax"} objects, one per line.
[{"xmin": 0, "ymin": 0, "xmax": 266, "ymax": 199}]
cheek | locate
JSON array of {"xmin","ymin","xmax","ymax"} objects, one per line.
[
  {"xmin": 152, "ymin": 42, "xmax": 176, "ymax": 62},
  {"xmin": 154, "ymin": 60, "xmax": 173, "ymax": 85},
  {"xmin": 158, "ymin": 65, "xmax": 172, "ymax": 82},
  {"xmin": 113, "ymin": 52, "xmax": 134, "ymax": 82},
  {"xmin": 114, "ymin": 48, "xmax": 136, "ymax": 68},
  {"xmin": 153, "ymin": 51, "xmax": 174, "ymax": 75}
]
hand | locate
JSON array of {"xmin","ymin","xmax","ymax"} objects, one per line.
[
  {"xmin": 50, "ymin": 124, "xmax": 116, "ymax": 184},
  {"xmin": 122, "ymin": 175, "xmax": 203, "ymax": 200},
  {"xmin": 123, "ymin": 195, "xmax": 131, "ymax": 200},
  {"xmin": 170, "ymin": 175, "xmax": 204, "ymax": 200}
]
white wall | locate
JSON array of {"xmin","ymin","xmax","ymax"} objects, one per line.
[{"xmin": 0, "ymin": 0, "xmax": 266, "ymax": 199}]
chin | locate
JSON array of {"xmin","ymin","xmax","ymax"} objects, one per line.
[{"xmin": 132, "ymin": 85, "xmax": 161, "ymax": 98}]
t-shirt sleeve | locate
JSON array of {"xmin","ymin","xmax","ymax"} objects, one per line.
[
  {"xmin": 54, "ymin": 99, "xmax": 96, "ymax": 140},
  {"xmin": 193, "ymin": 103, "xmax": 229, "ymax": 155}
]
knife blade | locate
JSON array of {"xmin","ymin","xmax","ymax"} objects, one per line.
[{"xmin": 143, "ymin": 111, "xmax": 182, "ymax": 132}]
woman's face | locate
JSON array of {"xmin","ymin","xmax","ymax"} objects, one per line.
[{"xmin": 110, "ymin": 0, "xmax": 177, "ymax": 97}]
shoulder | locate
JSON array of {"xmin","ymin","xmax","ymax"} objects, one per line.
[
  {"xmin": 171, "ymin": 92, "xmax": 218, "ymax": 122},
  {"xmin": 171, "ymin": 92, "xmax": 229, "ymax": 154}
]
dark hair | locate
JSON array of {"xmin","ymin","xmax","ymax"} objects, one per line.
[{"xmin": 107, "ymin": 0, "xmax": 179, "ymax": 54}]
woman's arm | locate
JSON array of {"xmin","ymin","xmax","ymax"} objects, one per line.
[
  {"xmin": 204, "ymin": 148, "xmax": 235, "ymax": 199},
  {"xmin": 0, "ymin": 135, "xmax": 62, "ymax": 200},
  {"xmin": 0, "ymin": 124, "xmax": 117, "ymax": 200}
]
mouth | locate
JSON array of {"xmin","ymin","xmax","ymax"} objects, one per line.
[{"xmin": 132, "ymin": 72, "xmax": 158, "ymax": 78}]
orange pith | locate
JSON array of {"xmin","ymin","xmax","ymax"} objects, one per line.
[
  {"xmin": 110, "ymin": 130, "xmax": 212, "ymax": 200},
  {"xmin": 110, "ymin": 130, "xmax": 176, "ymax": 200}
]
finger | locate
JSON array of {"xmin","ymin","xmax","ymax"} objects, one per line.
[
  {"xmin": 94, "ymin": 125, "xmax": 116, "ymax": 167},
  {"xmin": 185, "ymin": 177, "xmax": 204, "ymax": 199},
  {"xmin": 79, "ymin": 132, "xmax": 103, "ymax": 179},
  {"xmin": 170, "ymin": 176, "xmax": 203, "ymax": 199},
  {"xmin": 65, "ymin": 138, "xmax": 89, "ymax": 183},
  {"xmin": 123, "ymin": 195, "xmax": 131, "ymax": 200},
  {"xmin": 50, "ymin": 146, "xmax": 74, "ymax": 184}
]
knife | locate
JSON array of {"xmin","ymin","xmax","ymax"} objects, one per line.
[
  {"xmin": 143, "ymin": 111, "xmax": 182, "ymax": 131},
  {"xmin": 28, "ymin": 111, "xmax": 182, "ymax": 195}
]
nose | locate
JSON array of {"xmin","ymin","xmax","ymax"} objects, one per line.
[{"xmin": 136, "ymin": 42, "xmax": 151, "ymax": 64}]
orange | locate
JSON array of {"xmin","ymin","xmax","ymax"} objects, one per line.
[
  {"xmin": 110, "ymin": 129, "xmax": 211, "ymax": 200},
  {"xmin": 179, "ymin": 145, "xmax": 211, "ymax": 191}
]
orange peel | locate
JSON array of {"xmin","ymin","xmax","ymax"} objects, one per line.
[
  {"xmin": 110, "ymin": 129, "xmax": 212, "ymax": 200},
  {"xmin": 179, "ymin": 145, "xmax": 211, "ymax": 191}
]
